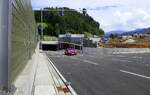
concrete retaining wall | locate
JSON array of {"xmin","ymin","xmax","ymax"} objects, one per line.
[{"xmin": 84, "ymin": 48, "xmax": 150, "ymax": 54}]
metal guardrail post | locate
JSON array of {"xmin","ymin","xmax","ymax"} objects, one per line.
[{"xmin": 0, "ymin": 0, "xmax": 11, "ymax": 92}]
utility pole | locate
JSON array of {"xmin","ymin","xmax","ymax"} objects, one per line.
[
  {"xmin": 41, "ymin": 8, "xmax": 43, "ymax": 40},
  {"xmin": 0, "ymin": 0, "xmax": 11, "ymax": 92},
  {"xmin": 60, "ymin": 7, "xmax": 64, "ymax": 16}
]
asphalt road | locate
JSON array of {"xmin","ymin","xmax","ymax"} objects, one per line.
[{"xmin": 47, "ymin": 48, "xmax": 150, "ymax": 95}]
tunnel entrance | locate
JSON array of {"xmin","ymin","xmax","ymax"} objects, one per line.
[
  {"xmin": 41, "ymin": 41, "xmax": 59, "ymax": 51},
  {"xmin": 42, "ymin": 44, "xmax": 58, "ymax": 51}
]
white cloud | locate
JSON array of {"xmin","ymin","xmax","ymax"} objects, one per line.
[
  {"xmin": 112, "ymin": 8, "xmax": 150, "ymax": 31},
  {"xmin": 31, "ymin": 0, "xmax": 150, "ymax": 32}
]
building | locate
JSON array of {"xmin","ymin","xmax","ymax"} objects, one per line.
[
  {"xmin": 83, "ymin": 35, "xmax": 101, "ymax": 47},
  {"xmin": 58, "ymin": 33, "xmax": 84, "ymax": 50},
  {"xmin": 59, "ymin": 33, "xmax": 84, "ymax": 44}
]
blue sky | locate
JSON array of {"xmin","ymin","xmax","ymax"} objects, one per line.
[{"xmin": 31, "ymin": 0, "xmax": 150, "ymax": 32}]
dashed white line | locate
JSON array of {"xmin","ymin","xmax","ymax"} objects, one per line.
[
  {"xmin": 83, "ymin": 60, "xmax": 99, "ymax": 65},
  {"xmin": 118, "ymin": 59, "xmax": 132, "ymax": 63},
  {"xmin": 120, "ymin": 70, "xmax": 150, "ymax": 80},
  {"xmin": 86, "ymin": 55, "xmax": 95, "ymax": 58},
  {"xmin": 117, "ymin": 55, "xmax": 125, "ymax": 57},
  {"xmin": 145, "ymin": 64, "xmax": 149, "ymax": 66},
  {"xmin": 112, "ymin": 59, "xmax": 132, "ymax": 63},
  {"xmin": 132, "ymin": 56, "xmax": 142, "ymax": 59},
  {"xmin": 71, "ymin": 57, "xmax": 99, "ymax": 65}
]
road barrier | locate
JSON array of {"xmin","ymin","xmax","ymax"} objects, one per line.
[
  {"xmin": 84, "ymin": 47, "xmax": 150, "ymax": 54},
  {"xmin": 0, "ymin": 0, "xmax": 37, "ymax": 93},
  {"xmin": 105, "ymin": 43, "xmax": 150, "ymax": 48}
]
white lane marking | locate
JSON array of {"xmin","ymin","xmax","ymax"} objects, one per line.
[
  {"xmin": 71, "ymin": 57, "xmax": 99, "ymax": 65},
  {"xmin": 117, "ymin": 55, "xmax": 125, "ymax": 57},
  {"xmin": 120, "ymin": 70, "xmax": 150, "ymax": 80},
  {"xmin": 118, "ymin": 59, "xmax": 132, "ymax": 63},
  {"xmin": 69, "ymin": 56, "xmax": 79, "ymax": 60},
  {"xmin": 145, "ymin": 64, "xmax": 149, "ymax": 66},
  {"xmin": 86, "ymin": 55, "xmax": 96, "ymax": 58},
  {"xmin": 85, "ymin": 55, "xmax": 105, "ymax": 59},
  {"xmin": 132, "ymin": 56, "xmax": 142, "ymax": 59},
  {"xmin": 83, "ymin": 60, "xmax": 99, "ymax": 65},
  {"xmin": 112, "ymin": 59, "xmax": 132, "ymax": 63}
]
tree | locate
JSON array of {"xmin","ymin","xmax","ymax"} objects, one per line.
[
  {"xmin": 110, "ymin": 33, "xmax": 118, "ymax": 39},
  {"xmin": 84, "ymin": 32, "xmax": 92, "ymax": 37},
  {"xmin": 34, "ymin": 7, "xmax": 104, "ymax": 37}
]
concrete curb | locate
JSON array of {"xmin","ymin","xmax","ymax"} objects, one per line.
[
  {"xmin": 46, "ymin": 54, "xmax": 77, "ymax": 95},
  {"xmin": 13, "ymin": 46, "xmax": 39, "ymax": 95}
]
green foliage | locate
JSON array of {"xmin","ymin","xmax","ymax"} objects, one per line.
[
  {"xmin": 84, "ymin": 32, "xmax": 92, "ymax": 37},
  {"xmin": 34, "ymin": 7, "xmax": 104, "ymax": 37},
  {"xmin": 43, "ymin": 35, "xmax": 58, "ymax": 41},
  {"xmin": 36, "ymin": 22, "xmax": 48, "ymax": 27},
  {"xmin": 110, "ymin": 33, "xmax": 118, "ymax": 39}
]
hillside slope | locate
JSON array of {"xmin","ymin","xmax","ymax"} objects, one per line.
[{"xmin": 34, "ymin": 7, "xmax": 104, "ymax": 37}]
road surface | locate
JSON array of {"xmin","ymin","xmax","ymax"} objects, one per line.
[{"xmin": 47, "ymin": 48, "xmax": 150, "ymax": 95}]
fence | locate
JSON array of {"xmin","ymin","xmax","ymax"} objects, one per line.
[{"xmin": 0, "ymin": 0, "xmax": 37, "ymax": 91}]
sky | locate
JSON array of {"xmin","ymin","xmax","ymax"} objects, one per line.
[{"xmin": 31, "ymin": 0, "xmax": 150, "ymax": 32}]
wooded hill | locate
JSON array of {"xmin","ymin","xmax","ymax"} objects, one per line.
[{"xmin": 34, "ymin": 7, "xmax": 104, "ymax": 37}]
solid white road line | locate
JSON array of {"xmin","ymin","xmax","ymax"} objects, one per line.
[
  {"xmin": 120, "ymin": 70, "xmax": 150, "ymax": 80},
  {"xmin": 47, "ymin": 56, "xmax": 77, "ymax": 95}
]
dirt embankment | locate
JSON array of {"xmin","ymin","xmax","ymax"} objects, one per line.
[
  {"xmin": 104, "ymin": 36, "xmax": 150, "ymax": 48},
  {"xmin": 105, "ymin": 43, "xmax": 150, "ymax": 48}
]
